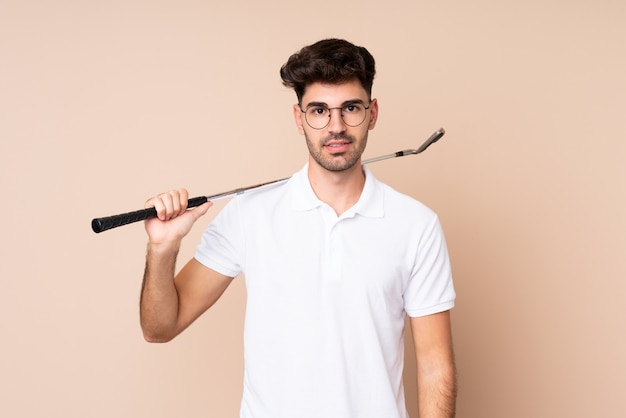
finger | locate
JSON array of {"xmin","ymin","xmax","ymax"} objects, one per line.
[
  {"xmin": 146, "ymin": 197, "xmax": 166, "ymax": 221},
  {"xmin": 160, "ymin": 191, "xmax": 177, "ymax": 220},
  {"xmin": 177, "ymin": 189, "xmax": 189, "ymax": 216},
  {"xmin": 144, "ymin": 196, "xmax": 157, "ymax": 209},
  {"xmin": 167, "ymin": 189, "xmax": 190, "ymax": 218},
  {"xmin": 167, "ymin": 190, "xmax": 181, "ymax": 218},
  {"xmin": 145, "ymin": 189, "xmax": 188, "ymax": 221}
]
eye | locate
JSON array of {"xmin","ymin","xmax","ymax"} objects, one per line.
[
  {"xmin": 344, "ymin": 103, "xmax": 363, "ymax": 113},
  {"xmin": 307, "ymin": 106, "xmax": 328, "ymax": 117}
]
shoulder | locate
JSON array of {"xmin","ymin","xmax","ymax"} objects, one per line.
[
  {"xmin": 233, "ymin": 164, "xmax": 311, "ymax": 212},
  {"xmin": 228, "ymin": 177, "xmax": 292, "ymax": 214},
  {"xmin": 379, "ymin": 180, "xmax": 437, "ymax": 221}
]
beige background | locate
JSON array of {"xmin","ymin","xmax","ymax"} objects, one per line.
[{"xmin": 1, "ymin": 0, "xmax": 625, "ymax": 417}]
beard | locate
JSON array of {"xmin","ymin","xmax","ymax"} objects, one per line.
[{"xmin": 305, "ymin": 132, "xmax": 368, "ymax": 172}]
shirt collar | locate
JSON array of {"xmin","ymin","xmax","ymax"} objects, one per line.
[{"xmin": 289, "ymin": 163, "xmax": 384, "ymax": 218}]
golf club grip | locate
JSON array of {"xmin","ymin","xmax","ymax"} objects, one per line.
[{"xmin": 91, "ymin": 196, "xmax": 208, "ymax": 233}]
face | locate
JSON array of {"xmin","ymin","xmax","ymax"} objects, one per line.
[{"xmin": 293, "ymin": 79, "xmax": 378, "ymax": 172}]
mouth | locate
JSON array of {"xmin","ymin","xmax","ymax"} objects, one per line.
[{"xmin": 323, "ymin": 137, "xmax": 352, "ymax": 153}]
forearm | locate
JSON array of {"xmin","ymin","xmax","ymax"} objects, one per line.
[
  {"xmin": 417, "ymin": 360, "xmax": 457, "ymax": 417},
  {"xmin": 140, "ymin": 241, "xmax": 181, "ymax": 342}
]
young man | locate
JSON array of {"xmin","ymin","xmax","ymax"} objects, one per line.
[{"xmin": 140, "ymin": 39, "xmax": 457, "ymax": 417}]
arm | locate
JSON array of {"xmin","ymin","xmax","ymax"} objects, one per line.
[
  {"xmin": 410, "ymin": 310, "xmax": 457, "ymax": 418},
  {"xmin": 139, "ymin": 189, "xmax": 233, "ymax": 343}
]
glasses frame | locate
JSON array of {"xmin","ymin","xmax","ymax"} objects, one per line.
[{"xmin": 298, "ymin": 101, "xmax": 371, "ymax": 130}]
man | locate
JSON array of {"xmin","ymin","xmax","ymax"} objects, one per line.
[{"xmin": 140, "ymin": 38, "xmax": 457, "ymax": 417}]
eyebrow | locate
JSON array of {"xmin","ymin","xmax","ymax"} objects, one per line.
[{"xmin": 304, "ymin": 99, "xmax": 368, "ymax": 108}]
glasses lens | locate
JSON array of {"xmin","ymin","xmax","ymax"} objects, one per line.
[
  {"xmin": 305, "ymin": 106, "xmax": 330, "ymax": 129},
  {"xmin": 341, "ymin": 103, "xmax": 367, "ymax": 127}
]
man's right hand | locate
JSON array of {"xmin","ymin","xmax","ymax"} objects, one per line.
[{"xmin": 143, "ymin": 188, "xmax": 212, "ymax": 246}]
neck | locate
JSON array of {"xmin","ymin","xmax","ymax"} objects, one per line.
[{"xmin": 307, "ymin": 159, "xmax": 366, "ymax": 216}]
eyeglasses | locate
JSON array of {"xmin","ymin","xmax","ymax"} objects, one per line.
[{"xmin": 299, "ymin": 101, "xmax": 371, "ymax": 130}]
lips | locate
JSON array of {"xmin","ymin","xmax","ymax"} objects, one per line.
[
  {"xmin": 324, "ymin": 141, "xmax": 350, "ymax": 153},
  {"xmin": 323, "ymin": 136, "xmax": 353, "ymax": 153}
]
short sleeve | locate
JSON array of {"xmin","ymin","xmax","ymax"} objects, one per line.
[
  {"xmin": 403, "ymin": 215, "xmax": 456, "ymax": 317},
  {"xmin": 194, "ymin": 198, "xmax": 244, "ymax": 278}
]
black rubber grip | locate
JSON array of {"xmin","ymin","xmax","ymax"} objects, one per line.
[{"xmin": 91, "ymin": 196, "xmax": 208, "ymax": 233}]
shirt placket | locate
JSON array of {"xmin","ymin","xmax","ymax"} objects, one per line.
[{"xmin": 320, "ymin": 205, "xmax": 343, "ymax": 282}]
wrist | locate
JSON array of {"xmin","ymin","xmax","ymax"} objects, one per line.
[{"xmin": 146, "ymin": 239, "xmax": 182, "ymax": 256}]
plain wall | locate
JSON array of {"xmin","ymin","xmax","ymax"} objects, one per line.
[{"xmin": 1, "ymin": 1, "xmax": 625, "ymax": 417}]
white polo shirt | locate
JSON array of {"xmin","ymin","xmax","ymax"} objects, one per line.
[{"xmin": 195, "ymin": 164, "xmax": 455, "ymax": 418}]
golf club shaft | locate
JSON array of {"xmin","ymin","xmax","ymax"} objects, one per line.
[{"xmin": 91, "ymin": 128, "xmax": 445, "ymax": 233}]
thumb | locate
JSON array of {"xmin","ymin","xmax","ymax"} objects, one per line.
[{"xmin": 189, "ymin": 201, "xmax": 213, "ymax": 221}]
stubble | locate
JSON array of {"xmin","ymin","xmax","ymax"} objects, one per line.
[{"xmin": 305, "ymin": 132, "xmax": 368, "ymax": 172}]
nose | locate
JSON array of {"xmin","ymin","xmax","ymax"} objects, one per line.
[{"xmin": 327, "ymin": 107, "xmax": 346, "ymax": 133}]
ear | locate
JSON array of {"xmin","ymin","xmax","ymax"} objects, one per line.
[
  {"xmin": 367, "ymin": 98, "xmax": 379, "ymax": 130},
  {"xmin": 293, "ymin": 104, "xmax": 305, "ymax": 135}
]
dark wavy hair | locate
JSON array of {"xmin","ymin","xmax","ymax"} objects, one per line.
[{"xmin": 280, "ymin": 38, "xmax": 376, "ymax": 103}]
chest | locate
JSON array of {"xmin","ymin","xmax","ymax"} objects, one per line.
[{"xmin": 242, "ymin": 208, "xmax": 415, "ymax": 311}]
